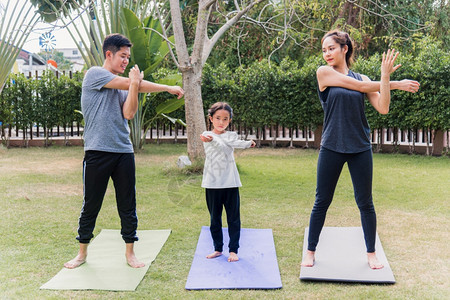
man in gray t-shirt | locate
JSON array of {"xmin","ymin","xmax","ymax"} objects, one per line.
[{"xmin": 64, "ymin": 33, "xmax": 184, "ymax": 269}]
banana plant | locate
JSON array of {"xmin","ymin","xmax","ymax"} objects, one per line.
[
  {"xmin": 31, "ymin": 0, "xmax": 157, "ymax": 67},
  {"xmin": 32, "ymin": 1, "xmax": 184, "ymax": 150},
  {"xmin": 0, "ymin": 0, "xmax": 39, "ymax": 94},
  {"xmin": 123, "ymin": 8, "xmax": 184, "ymax": 150}
]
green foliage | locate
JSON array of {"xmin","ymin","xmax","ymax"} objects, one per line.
[
  {"xmin": 203, "ymin": 0, "xmax": 449, "ymax": 67},
  {"xmin": 122, "ymin": 8, "xmax": 183, "ymax": 150},
  {"xmin": 201, "ymin": 40, "xmax": 448, "ymax": 149},
  {"xmin": 9, "ymin": 74, "xmax": 35, "ymax": 138},
  {"xmin": 201, "ymin": 57, "xmax": 324, "ymax": 136},
  {"xmin": 0, "ymin": 71, "xmax": 82, "ymax": 146},
  {"xmin": 353, "ymin": 37, "xmax": 450, "ymax": 135},
  {"xmin": 30, "ymin": 0, "xmax": 85, "ymax": 22},
  {"xmin": 144, "ymin": 68, "xmax": 186, "ymax": 128},
  {"xmin": 1, "ymin": 34, "xmax": 448, "ymax": 150},
  {"xmin": 0, "ymin": 0, "xmax": 39, "ymax": 95}
]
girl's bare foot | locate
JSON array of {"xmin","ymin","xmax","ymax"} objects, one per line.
[
  {"xmin": 64, "ymin": 253, "xmax": 87, "ymax": 269},
  {"xmin": 206, "ymin": 251, "xmax": 222, "ymax": 259},
  {"xmin": 367, "ymin": 252, "xmax": 384, "ymax": 269},
  {"xmin": 228, "ymin": 252, "xmax": 239, "ymax": 262},
  {"xmin": 301, "ymin": 250, "xmax": 315, "ymax": 267}
]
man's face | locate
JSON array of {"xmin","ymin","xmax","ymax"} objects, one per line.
[{"xmin": 107, "ymin": 46, "xmax": 130, "ymax": 75}]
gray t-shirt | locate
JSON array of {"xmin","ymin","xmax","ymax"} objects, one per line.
[
  {"xmin": 81, "ymin": 66, "xmax": 134, "ymax": 153},
  {"xmin": 318, "ymin": 70, "xmax": 371, "ymax": 153}
]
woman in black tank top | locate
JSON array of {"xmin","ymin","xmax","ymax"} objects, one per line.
[{"xmin": 301, "ymin": 30, "xmax": 420, "ymax": 270}]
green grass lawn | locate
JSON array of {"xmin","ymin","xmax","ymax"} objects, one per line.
[{"xmin": 0, "ymin": 144, "xmax": 448, "ymax": 299}]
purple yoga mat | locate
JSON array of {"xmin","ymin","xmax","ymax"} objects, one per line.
[{"xmin": 185, "ymin": 226, "xmax": 282, "ymax": 290}]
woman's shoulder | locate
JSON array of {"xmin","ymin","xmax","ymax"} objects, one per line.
[
  {"xmin": 316, "ymin": 65, "xmax": 332, "ymax": 75},
  {"xmin": 349, "ymin": 70, "xmax": 366, "ymax": 81}
]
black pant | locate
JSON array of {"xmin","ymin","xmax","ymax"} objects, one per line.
[
  {"xmin": 307, "ymin": 147, "xmax": 377, "ymax": 252},
  {"xmin": 206, "ymin": 188, "xmax": 241, "ymax": 253},
  {"xmin": 77, "ymin": 151, "xmax": 138, "ymax": 244}
]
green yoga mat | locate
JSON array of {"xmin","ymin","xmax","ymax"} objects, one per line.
[{"xmin": 40, "ymin": 229, "xmax": 171, "ymax": 291}]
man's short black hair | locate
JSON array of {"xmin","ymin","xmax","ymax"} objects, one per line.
[{"xmin": 102, "ymin": 33, "xmax": 132, "ymax": 57}]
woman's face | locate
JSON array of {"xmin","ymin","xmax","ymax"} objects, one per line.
[{"xmin": 322, "ymin": 36, "xmax": 347, "ymax": 67}]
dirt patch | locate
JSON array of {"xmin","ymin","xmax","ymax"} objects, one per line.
[
  {"xmin": 3, "ymin": 182, "xmax": 82, "ymax": 201},
  {"xmin": 0, "ymin": 157, "xmax": 80, "ymax": 176}
]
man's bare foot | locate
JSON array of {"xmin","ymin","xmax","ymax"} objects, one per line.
[
  {"xmin": 126, "ymin": 253, "xmax": 145, "ymax": 268},
  {"xmin": 301, "ymin": 250, "xmax": 315, "ymax": 267},
  {"xmin": 64, "ymin": 253, "xmax": 86, "ymax": 269},
  {"xmin": 206, "ymin": 251, "xmax": 222, "ymax": 259},
  {"xmin": 228, "ymin": 252, "xmax": 239, "ymax": 262},
  {"xmin": 125, "ymin": 243, "xmax": 145, "ymax": 268},
  {"xmin": 367, "ymin": 252, "xmax": 384, "ymax": 269}
]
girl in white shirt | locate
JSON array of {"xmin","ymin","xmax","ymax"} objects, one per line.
[{"xmin": 200, "ymin": 102, "xmax": 255, "ymax": 262}]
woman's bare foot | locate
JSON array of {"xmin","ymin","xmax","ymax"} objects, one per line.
[
  {"xmin": 125, "ymin": 243, "xmax": 145, "ymax": 268},
  {"xmin": 64, "ymin": 253, "xmax": 87, "ymax": 269},
  {"xmin": 301, "ymin": 250, "xmax": 315, "ymax": 267},
  {"xmin": 228, "ymin": 252, "xmax": 239, "ymax": 262},
  {"xmin": 206, "ymin": 251, "xmax": 222, "ymax": 259},
  {"xmin": 367, "ymin": 252, "xmax": 384, "ymax": 269}
]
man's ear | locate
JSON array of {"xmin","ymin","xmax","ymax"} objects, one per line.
[{"xmin": 105, "ymin": 50, "xmax": 113, "ymax": 59}]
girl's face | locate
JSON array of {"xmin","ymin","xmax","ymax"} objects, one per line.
[
  {"xmin": 322, "ymin": 36, "xmax": 347, "ymax": 68},
  {"xmin": 210, "ymin": 109, "xmax": 231, "ymax": 134}
]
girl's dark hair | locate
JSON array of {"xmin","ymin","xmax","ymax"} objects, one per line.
[
  {"xmin": 102, "ymin": 33, "xmax": 132, "ymax": 57},
  {"xmin": 208, "ymin": 102, "xmax": 233, "ymax": 119},
  {"xmin": 322, "ymin": 30, "xmax": 354, "ymax": 67}
]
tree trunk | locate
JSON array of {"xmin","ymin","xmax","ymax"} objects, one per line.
[
  {"xmin": 425, "ymin": 128, "xmax": 430, "ymax": 156},
  {"xmin": 289, "ymin": 127, "xmax": 294, "ymax": 149},
  {"xmin": 182, "ymin": 67, "xmax": 206, "ymax": 160},
  {"xmin": 305, "ymin": 127, "xmax": 309, "ymax": 148},
  {"xmin": 431, "ymin": 129, "xmax": 436, "ymax": 155},
  {"xmin": 447, "ymin": 130, "xmax": 449, "ymax": 156}
]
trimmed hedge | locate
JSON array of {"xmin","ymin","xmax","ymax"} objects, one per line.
[
  {"xmin": 1, "ymin": 37, "xmax": 448, "ymax": 148},
  {"xmin": 0, "ymin": 71, "xmax": 83, "ymax": 143}
]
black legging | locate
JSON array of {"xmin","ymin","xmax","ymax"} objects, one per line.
[
  {"xmin": 206, "ymin": 188, "xmax": 241, "ymax": 254},
  {"xmin": 307, "ymin": 147, "xmax": 377, "ymax": 253}
]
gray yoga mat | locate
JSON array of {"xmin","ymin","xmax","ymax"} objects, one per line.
[
  {"xmin": 41, "ymin": 229, "xmax": 171, "ymax": 291},
  {"xmin": 300, "ymin": 227, "xmax": 395, "ymax": 283}
]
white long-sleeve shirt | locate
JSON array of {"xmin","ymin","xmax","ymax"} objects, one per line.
[{"xmin": 201, "ymin": 131, "xmax": 252, "ymax": 189}]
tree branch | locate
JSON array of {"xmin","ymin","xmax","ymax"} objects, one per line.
[
  {"xmin": 202, "ymin": 0, "xmax": 267, "ymax": 65},
  {"xmin": 192, "ymin": 1, "xmax": 213, "ymax": 66},
  {"xmin": 169, "ymin": 0, "xmax": 190, "ymax": 70},
  {"xmin": 347, "ymin": 0, "xmax": 431, "ymax": 32},
  {"xmin": 155, "ymin": 2, "xmax": 179, "ymax": 68}
]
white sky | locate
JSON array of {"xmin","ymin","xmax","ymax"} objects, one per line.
[{"xmin": 1, "ymin": 0, "xmax": 83, "ymax": 53}]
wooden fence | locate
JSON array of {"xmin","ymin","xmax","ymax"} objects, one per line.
[{"xmin": 1, "ymin": 121, "xmax": 448, "ymax": 156}]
